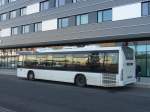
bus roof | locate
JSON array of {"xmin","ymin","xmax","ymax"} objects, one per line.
[{"xmin": 17, "ymin": 46, "xmax": 124, "ymax": 55}]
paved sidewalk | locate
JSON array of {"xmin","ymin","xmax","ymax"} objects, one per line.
[
  {"xmin": 133, "ymin": 77, "xmax": 150, "ymax": 88},
  {"xmin": 0, "ymin": 69, "xmax": 16, "ymax": 76}
]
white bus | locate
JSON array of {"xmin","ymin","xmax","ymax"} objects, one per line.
[{"xmin": 17, "ymin": 46, "xmax": 136, "ymax": 87}]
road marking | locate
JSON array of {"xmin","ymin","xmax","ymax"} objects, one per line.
[{"xmin": 0, "ymin": 106, "xmax": 16, "ymax": 112}]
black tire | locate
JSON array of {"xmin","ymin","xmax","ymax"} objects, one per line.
[
  {"xmin": 27, "ymin": 71, "xmax": 35, "ymax": 80},
  {"xmin": 75, "ymin": 74, "xmax": 86, "ymax": 87}
]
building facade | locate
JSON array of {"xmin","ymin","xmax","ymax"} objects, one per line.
[{"xmin": 0, "ymin": 0, "xmax": 150, "ymax": 77}]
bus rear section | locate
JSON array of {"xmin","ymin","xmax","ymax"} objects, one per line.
[{"xmin": 119, "ymin": 47, "xmax": 136, "ymax": 86}]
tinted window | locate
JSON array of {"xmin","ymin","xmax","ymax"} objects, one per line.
[
  {"xmin": 20, "ymin": 51, "xmax": 119, "ymax": 74},
  {"xmin": 72, "ymin": 53, "xmax": 89, "ymax": 71},
  {"xmin": 56, "ymin": 0, "xmax": 65, "ymax": 7},
  {"xmin": 22, "ymin": 25, "xmax": 30, "ymax": 34},
  {"xmin": 34, "ymin": 22, "xmax": 42, "ymax": 32},
  {"xmin": 40, "ymin": 0, "xmax": 49, "ymax": 11},
  {"xmin": 58, "ymin": 17, "xmax": 69, "ymax": 28},
  {"xmin": 52, "ymin": 54, "xmax": 66, "ymax": 69},
  {"xmin": 20, "ymin": 7, "xmax": 26, "ymax": 16},
  {"xmin": 98, "ymin": 11, "xmax": 102, "ymax": 23},
  {"xmin": 142, "ymin": 2, "xmax": 149, "ymax": 16},
  {"xmin": 103, "ymin": 9, "xmax": 112, "ymax": 21},
  {"xmin": 1, "ymin": 13, "xmax": 7, "ymax": 21},
  {"xmin": 98, "ymin": 9, "xmax": 112, "ymax": 23},
  {"xmin": 104, "ymin": 53, "xmax": 119, "ymax": 73},
  {"xmin": 76, "ymin": 14, "xmax": 88, "ymax": 25},
  {"xmin": 10, "ymin": 10, "xmax": 17, "ymax": 19},
  {"xmin": 122, "ymin": 47, "xmax": 134, "ymax": 60},
  {"xmin": 8, "ymin": 0, "xmax": 16, "ymax": 3},
  {"xmin": 24, "ymin": 55, "xmax": 38, "ymax": 68},
  {"xmin": 11, "ymin": 27, "xmax": 18, "ymax": 35},
  {"xmin": 0, "ymin": 0, "xmax": 5, "ymax": 6}
]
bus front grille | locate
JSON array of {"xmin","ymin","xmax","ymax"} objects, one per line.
[{"xmin": 102, "ymin": 73, "xmax": 117, "ymax": 87}]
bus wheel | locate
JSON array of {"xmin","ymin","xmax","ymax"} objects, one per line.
[
  {"xmin": 75, "ymin": 74, "xmax": 86, "ymax": 87},
  {"xmin": 27, "ymin": 71, "xmax": 35, "ymax": 80}
]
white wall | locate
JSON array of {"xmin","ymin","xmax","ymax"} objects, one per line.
[
  {"xmin": 26, "ymin": 3, "xmax": 40, "ymax": 15},
  {"xmin": 113, "ymin": 3, "xmax": 141, "ymax": 21},
  {"xmin": 1, "ymin": 28, "xmax": 11, "ymax": 37},
  {"xmin": 42, "ymin": 19, "xmax": 58, "ymax": 31}
]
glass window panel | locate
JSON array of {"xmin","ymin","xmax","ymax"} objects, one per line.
[
  {"xmin": 34, "ymin": 22, "xmax": 42, "ymax": 32},
  {"xmin": 20, "ymin": 7, "xmax": 26, "ymax": 16},
  {"xmin": 142, "ymin": 2, "xmax": 149, "ymax": 16},
  {"xmin": 11, "ymin": 27, "xmax": 18, "ymax": 35},
  {"xmin": 98, "ymin": 11, "xmax": 102, "ymax": 23},
  {"xmin": 8, "ymin": 0, "xmax": 16, "ymax": 3},
  {"xmin": 147, "ymin": 41, "xmax": 150, "ymax": 51},
  {"xmin": 76, "ymin": 15, "xmax": 80, "ymax": 26},
  {"xmin": 22, "ymin": 25, "xmax": 30, "ymax": 34},
  {"xmin": 10, "ymin": 10, "xmax": 17, "ymax": 19},
  {"xmin": 72, "ymin": 54, "xmax": 89, "ymax": 71},
  {"xmin": 46, "ymin": 55, "xmax": 53, "ymax": 68},
  {"xmin": 36, "ymin": 55, "xmax": 47, "ymax": 68},
  {"xmin": 103, "ymin": 9, "xmax": 112, "ymax": 21},
  {"xmin": 53, "ymin": 54, "xmax": 66, "ymax": 68},
  {"xmin": 147, "ymin": 52, "xmax": 150, "ymax": 77},
  {"xmin": 59, "ymin": 0, "xmax": 65, "ymax": 6},
  {"xmin": 65, "ymin": 54, "xmax": 73, "ymax": 69},
  {"xmin": 104, "ymin": 53, "xmax": 119, "ymax": 73},
  {"xmin": 0, "ymin": 0, "xmax": 5, "ymax": 6},
  {"xmin": 73, "ymin": 0, "xmax": 87, "ymax": 2},
  {"xmin": 136, "ymin": 52, "xmax": 146, "ymax": 76},
  {"xmin": 40, "ymin": 0, "xmax": 49, "ymax": 11},
  {"xmin": 73, "ymin": 0, "xmax": 77, "ymax": 3},
  {"xmin": 61, "ymin": 18, "xmax": 69, "ymax": 28},
  {"xmin": 136, "ymin": 45, "xmax": 146, "ymax": 52},
  {"xmin": 87, "ymin": 52, "xmax": 104, "ymax": 72},
  {"xmin": 149, "ymin": 2, "xmax": 150, "ymax": 15},
  {"xmin": 58, "ymin": 19, "xmax": 62, "ymax": 28},
  {"xmin": 24, "ymin": 55, "xmax": 37, "ymax": 68},
  {"xmin": 80, "ymin": 14, "xmax": 88, "ymax": 25},
  {"xmin": 1, "ymin": 13, "xmax": 7, "ymax": 21},
  {"xmin": 55, "ymin": 0, "xmax": 59, "ymax": 7}
]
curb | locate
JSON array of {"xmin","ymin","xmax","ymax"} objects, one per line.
[{"xmin": 130, "ymin": 83, "xmax": 150, "ymax": 88}]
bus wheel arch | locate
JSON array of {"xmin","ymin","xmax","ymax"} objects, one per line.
[
  {"xmin": 27, "ymin": 70, "xmax": 35, "ymax": 80},
  {"xmin": 74, "ymin": 74, "xmax": 87, "ymax": 87}
]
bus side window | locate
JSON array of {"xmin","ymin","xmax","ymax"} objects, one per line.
[
  {"xmin": 103, "ymin": 53, "xmax": 119, "ymax": 74},
  {"xmin": 87, "ymin": 52, "xmax": 105, "ymax": 72},
  {"xmin": 72, "ymin": 53, "xmax": 89, "ymax": 71}
]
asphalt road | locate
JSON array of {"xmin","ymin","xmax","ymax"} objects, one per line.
[{"xmin": 0, "ymin": 75, "xmax": 150, "ymax": 112}]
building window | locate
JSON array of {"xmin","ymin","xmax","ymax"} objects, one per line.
[
  {"xmin": 20, "ymin": 7, "xmax": 26, "ymax": 16},
  {"xmin": 34, "ymin": 22, "xmax": 42, "ymax": 32},
  {"xmin": 76, "ymin": 14, "xmax": 88, "ymax": 26},
  {"xmin": 11, "ymin": 27, "xmax": 18, "ymax": 35},
  {"xmin": 40, "ymin": 0, "xmax": 49, "ymax": 11},
  {"xmin": 73, "ymin": 0, "xmax": 87, "ymax": 3},
  {"xmin": 10, "ymin": 10, "xmax": 17, "ymax": 19},
  {"xmin": 8, "ymin": 0, "xmax": 16, "ymax": 3},
  {"xmin": 1, "ymin": 13, "xmax": 7, "ymax": 21},
  {"xmin": 58, "ymin": 17, "xmax": 69, "ymax": 28},
  {"xmin": 98, "ymin": 9, "xmax": 112, "ymax": 23},
  {"xmin": 56, "ymin": 0, "xmax": 65, "ymax": 7},
  {"xmin": 22, "ymin": 25, "xmax": 30, "ymax": 34},
  {"xmin": 142, "ymin": 2, "xmax": 150, "ymax": 16},
  {"xmin": 0, "ymin": 0, "xmax": 5, "ymax": 6}
]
